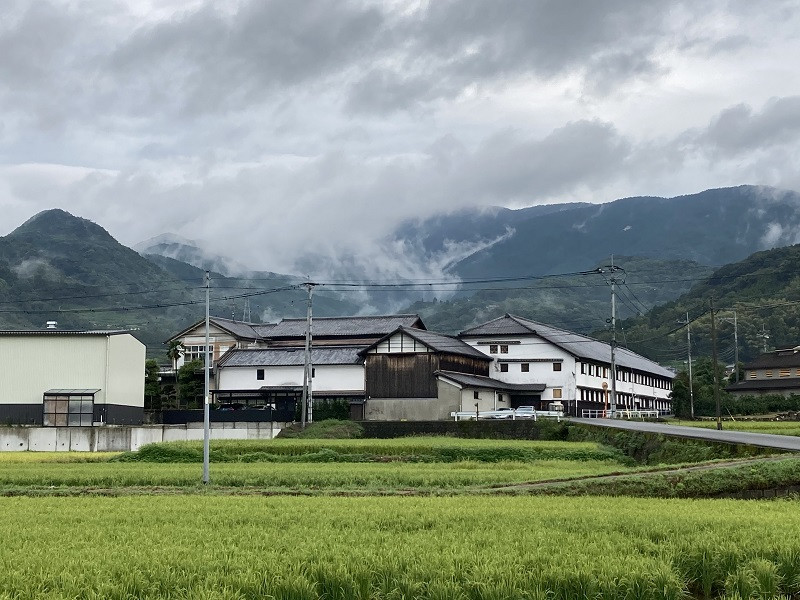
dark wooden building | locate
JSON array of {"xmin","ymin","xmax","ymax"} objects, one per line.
[{"xmin": 360, "ymin": 327, "xmax": 491, "ymax": 420}]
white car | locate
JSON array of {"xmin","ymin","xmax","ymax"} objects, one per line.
[{"xmin": 513, "ymin": 406, "xmax": 538, "ymax": 419}]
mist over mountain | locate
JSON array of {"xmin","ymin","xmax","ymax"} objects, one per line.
[{"xmin": 0, "ymin": 210, "xmax": 358, "ymax": 357}]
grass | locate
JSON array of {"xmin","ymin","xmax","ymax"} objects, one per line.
[
  {"xmin": 671, "ymin": 419, "xmax": 800, "ymax": 437},
  {"xmin": 114, "ymin": 437, "xmax": 626, "ymax": 464},
  {"xmin": 1, "ymin": 495, "xmax": 800, "ymax": 599}
]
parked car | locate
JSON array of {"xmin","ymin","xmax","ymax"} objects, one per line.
[
  {"xmin": 487, "ymin": 407, "xmax": 515, "ymax": 419},
  {"xmin": 513, "ymin": 406, "xmax": 537, "ymax": 419}
]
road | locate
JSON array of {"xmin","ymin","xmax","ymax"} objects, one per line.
[{"xmin": 569, "ymin": 418, "xmax": 800, "ymax": 452}]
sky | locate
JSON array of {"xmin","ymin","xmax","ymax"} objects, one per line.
[{"xmin": 1, "ymin": 0, "xmax": 800, "ymax": 276}]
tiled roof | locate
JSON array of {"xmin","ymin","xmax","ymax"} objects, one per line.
[
  {"xmin": 459, "ymin": 314, "xmax": 673, "ymax": 378},
  {"xmin": 744, "ymin": 347, "xmax": 800, "ymax": 370},
  {"xmin": 167, "ymin": 317, "xmax": 265, "ymax": 342},
  {"xmin": 219, "ymin": 346, "xmax": 364, "ymax": 367},
  {"xmin": 266, "ymin": 314, "xmax": 424, "ymax": 338},
  {"xmin": 435, "ymin": 370, "xmax": 546, "ymax": 392},
  {"xmin": 394, "ymin": 327, "xmax": 492, "ymax": 360},
  {"xmin": 726, "ymin": 378, "xmax": 800, "ymax": 392}
]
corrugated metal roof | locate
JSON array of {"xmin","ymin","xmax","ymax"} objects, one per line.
[
  {"xmin": 744, "ymin": 348, "xmax": 800, "ymax": 370},
  {"xmin": 220, "ymin": 346, "xmax": 364, "ymax": 367},
  {"xmin": 396, "ymin": 327, "xmax": 492, "ymax": 360},
  {"xmin": 0, "ymin": 330, "xmax": 129, "ymax": 336},
  {"xmin": 459, "ymin": 314, "xmax": 673, "ymax": 378},
  {"xmin": 44, "ymin": 389, "xmax": 101, "ymax": 394},
  {"xmin": 436, "ymin": 370, "xmax": 546, "ymax": 392},
  {"xmin": 267, "ymin": 314, "xmax": 424, "ymax": 338}
]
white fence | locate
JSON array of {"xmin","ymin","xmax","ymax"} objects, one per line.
[
  {"xmin": 0, "ymin": 422, "xmax": 287, "ymax": 452},
  {"xmin": 581, "ymin": 409, "xmax": 662, "ymax": 420}
]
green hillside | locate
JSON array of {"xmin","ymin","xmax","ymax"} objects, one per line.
[
  {"xmin": 609, "ymin": 244, "xmax": 800, "ymax": 366},
  {"xmin": 0, "ymin": 210, "xmax": 357, "ymax": 358},
  {"xmin": 407, "ymin": 256, "xmax": 714, "ymax": 335}
]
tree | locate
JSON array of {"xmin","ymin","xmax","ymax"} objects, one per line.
[
  {"xmin": 166, "ymin": 340, "xmax": 184, "ymax": 371},
  {"xmin": 144, "ymin": 359, "xmax": 161, "ymax": 411},
  {"xmin": 177, "ymin": 359, "xmax": 204, "ymax": 409}
]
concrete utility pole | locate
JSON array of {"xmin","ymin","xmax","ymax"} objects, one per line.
[
  {"xmin": 720, "ymin": 310, "xmax": 739, "ymax": 383},
  {"xmin": 677, "ymin": 312, "xmax": 694, "ymax": 419},
  {"xmin": 606, "ymin": 257, "xmax": 620, "ymax": 419},
  {"xmin": 710, "ymin": 298, "xmax": 722, "ymax": 431},
  {"xmin": 203, "ymin": 270, "xmax": 211, "ymax": 484},
  {"xmin": 758, "ymin": 324, "xmax": 770, "ymax": 354},
  {"xmin": 300, "ymin": 282, "xmax": 315, "ymax": 429}
]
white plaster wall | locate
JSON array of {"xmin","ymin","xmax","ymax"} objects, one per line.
[
  {"xmin": 219, "ymin": 364, "xmax": 364, "ymax": 393},
  {"xmin": 107, "ymin": 334, "xmax": 146, "ymax": 408},
  {"xmin": 459, "ymin": 388, "xmax": 508, "ymax": 412}
]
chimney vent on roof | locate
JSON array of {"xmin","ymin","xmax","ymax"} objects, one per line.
[{"xmin": 45, "ymin": 321, "xmax": 57, "ymax": 329}]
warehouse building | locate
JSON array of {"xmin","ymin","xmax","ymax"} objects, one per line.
[{"xmin": 0, "ymin": 329, "xmax": 145, "ymax": 425}]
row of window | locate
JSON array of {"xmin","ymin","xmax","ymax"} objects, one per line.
[
  {"xmin": 498, "ymin": 362, "xmax": 560, "ymax": 373},
  {"xmin": 489, "ymin": 344, "xmax": 509, "ymax": 354},
  {"xmin": 579, "ymin": 388, "xmax": 669, "ymax": 410},
  {"xmin": 753, "ymin": 368, "xmax": 800, "ymax": 379},
  {"xmin": 579, "ymin": 362, "xmax": 671, "ymax": 390}
]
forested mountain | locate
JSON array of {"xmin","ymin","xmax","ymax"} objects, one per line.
[
  {"xmin": 396, "ymin": 186, "xmax": 800, "ymax": 280},
  {"xmin": 605, "ymin": 243, "xmax": 800, "ymax": 366},
  {"xmin": 406, "ymin": 256, "xmax": 714, "ymax": 335},
  {"xmin": 0, "ymin": 210, "xmax": 357, "ymax": 357}
]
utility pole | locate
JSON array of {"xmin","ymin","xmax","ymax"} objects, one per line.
[
  {"xmin": 720, "ymin": 310, "xmax": 739, "ymax": 383},
  {"xmin": 710, "ymin": 298, "xmax": 722, "ymax": 431},
  {"xmin": 758, "ymin": 324, "xmax": 770, "ymax": 354},
  {"xmin": 677, "ymin": 312, "xmax": 694, "ymax": 419},
  {"xmin": 608, "ymin": 257, "xmax": 619, "ymax": 419},
  {"xmin": 300, "ymin": 282, "xmax": 315, "ymax": 429},
  {"xmin": 203, "ymin": 270, "xmax": 211, "ymax": 484}
]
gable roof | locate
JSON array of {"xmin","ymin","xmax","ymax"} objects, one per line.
[
  {"xmin": 459, "ymin": 314, "xmax": 673, "ymax": 378},
  {"xmin": 361, "ymin": 326, "xmax": 491, "ymax": 361},
  {"xmin": 436, "ymin": 370, "xmax": 546, "ymax": 393},
  {"xmin": 218, "ymin": 346, "xmax": 363, "ymax": 368},
  {"xmin": 743, "ymin": 347, "xmax": 800, "ymax": 370},
  {"xmin": 266, "ymin": 314, "xmax": 425, "ymax": 339},
  {"xmin": 167, "ymin": 317, "xmax": 264, "ymax": 343}
]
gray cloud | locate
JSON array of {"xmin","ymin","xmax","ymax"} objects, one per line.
[{"xmin": 699, "ymin": 96, "xmax": 800, "ymax": 158}]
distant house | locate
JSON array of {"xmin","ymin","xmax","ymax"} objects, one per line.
[
  {"xmin": 0, "ymin": 330, "xmax": 145, "ymax": 425},
  {"xmin": 727, "ymin": 346, "xmax": 800, "ymax": 397},
  {"xmin": 360, "ymin": 327, "xmax": 492, "ymax": 420},
  {"xmin": 168, "ymin": 314, "xmax": 427, "ymax": 419},
  {"xmin": 458, "ymin": 314, "xmax": 674, "ymax": 416},
  {"xmin": 215, "ymin": 346, "xmax": 365, "ymax": 418}
]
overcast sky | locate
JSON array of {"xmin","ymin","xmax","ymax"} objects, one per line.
[{"xmin": 1, "ymin": 0, "xmax": 800, "ymax": 275}]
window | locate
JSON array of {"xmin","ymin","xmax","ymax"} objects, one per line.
[
  {"xmin": 552, "ymin": 388, "xmax": 562, "ymax": 399},
  {"xmin": 184, "ymin": 345, "xmax": 213, "ymax": 363},
  {"xmin": 489, "ymin": 344, "xmax": 498, "ymax": 354},
  {"xmin": 780, "ymin": 369, "xmax": 791, "ymax": 378},
  {"xmin": 581, "ymin": 363, "xmax": 586, "ymax": 374},
  {"xmin": 765, "ymin": 370, "xmax": 773, "ymax": 378},
  {"xmin": 749, "ymin": 371, "xmax": 757, "ymax": 379},
  {"xmin": 473, "ymin": 391, "xmax": 480, "ymax": 400},
  {"xmin": 500, "ymin": 345, "xmax": 509, "ymax": 354},
  {"xmin": 43, "ymin": 393, "xmax": 94, "ymax": 427},
  {"xmin": 553, "ymin": 362, "xmax": 562, "ymax": 372},
  {"xmin": 256, "ymin": 369, "xmax": 265, "ymax": 381},
  {"xmin": 521, "ymin": 363, "xmax": 530, "ymax": 372},
  {"xmin": 602, "ymin": 367, "xmax": 608, "ymax": 378},
  {"xmin": 312, "ymin": 368, "xmax": 316, "ymax": 378},
  {"xmin": 500, "ymin": 363, "xmax": 508, "ymax": 372},
  {"xmin": 589, "ymin": 365, "xmax": 594, "ymax": 376}
]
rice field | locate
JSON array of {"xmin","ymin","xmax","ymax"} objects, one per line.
[
  {"xmin": 0, "ymin": 438, "xmax": 631, "ymax": 492},
  {"xmin": 1, "ymin": 495, "xmax": 799, "ymax": 599}
]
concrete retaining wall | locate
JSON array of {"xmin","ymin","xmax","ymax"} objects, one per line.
[{"xmin": 0, "ymin": 422, "xmax": 288, "ymax": 452}]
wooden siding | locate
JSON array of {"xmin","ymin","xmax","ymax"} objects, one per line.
[
  {"xmin": 366, "ymin": 354, "xmax": 439, "ymax": 398},
  {"xmin": 365, "ymin": 352, "xmax": 490, "ymax": 398}
]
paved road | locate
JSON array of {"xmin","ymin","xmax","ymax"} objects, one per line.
[{"xmin": 569, "ymin": 418, "xmax": 800, "ymax": 452}]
